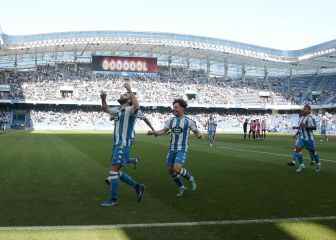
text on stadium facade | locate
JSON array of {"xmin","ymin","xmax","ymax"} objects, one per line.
[
  {"xmin": 92, "ymin": 56, "xmax": 159, "ymax": 73},
  {"xmin": 102, "ymin": 59, "xmax": 148, "ymax": 72}
]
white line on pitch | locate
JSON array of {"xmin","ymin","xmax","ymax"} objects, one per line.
[
  {"xmin": 0, "ymin": 216, "xmax": 335, "ymax": 231},
  {"xmin": 216, "ymin": 144, "xmax": 336, "ymax": 164}
]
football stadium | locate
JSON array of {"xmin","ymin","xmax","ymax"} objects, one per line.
[{"xmin": 1, "ymin": 1, "xmax": 336, "ymax": 239}]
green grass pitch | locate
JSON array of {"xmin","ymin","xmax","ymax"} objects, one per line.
[{"xmin": 0, "ymin": 131, "xmax": 335, "ymax": 240}]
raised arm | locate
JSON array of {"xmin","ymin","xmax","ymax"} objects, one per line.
[
  {"xmin": 124, "ymin": 82, "xmax": 139, "ymax": 113},
  {"xmin": 100, "ymin": 91, "xmax": 113, "ymax": 114}
]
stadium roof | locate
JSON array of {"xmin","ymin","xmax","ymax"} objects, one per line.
[{"xmin": 0, "ymin": 30, "xmax": 336, "ymax": 71}]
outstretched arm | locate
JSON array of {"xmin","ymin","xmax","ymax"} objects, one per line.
[
  {"xmin": 148, "ymin": 128, "xmax": 169, "ymax": 137},
  {"xmin": 192, "ymin": 128, "xmax": 202, "ymax": 139},
  {"xmin": 190, "ymin": 120, "xmax": 202, "ymax": 139},
  {"xmin": 143, "ymin": 117, "xmax": 156, "ymax": 132}
]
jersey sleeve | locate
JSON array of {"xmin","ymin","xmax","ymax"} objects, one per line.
[
  {"xmin": 189, "ymin": 119, "xmax": 198, "ymax": 132},
  {"xmin": 306, "ymin": 117, "xmax": 315, "ymax": 128},
  {"xmin": 164, "ymin": 118, "xmax": 173, "ymax": 130},
  {"xmin": 307, "ymin": 116, "xmax": 316, "ymax": 128},
  {"xmin": 108, "ymin": 107, "xmax": 119, "ymax": 115}
]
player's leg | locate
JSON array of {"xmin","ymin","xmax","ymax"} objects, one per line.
[
  {"xmin": 174, "ymin": 151, "xmax": 196, "ymax": 195},
  {"xmin": 209, "ymin": 131, "xmax": 215, "ymax": 146},
  {"xmin": 212, "ymin": 130, "xmax": 216, "ymax": 145},
  {"xmin": 167, "ymin": 151, "xmax": 185, "ymax": 196},
  {"xmin": 124, "ymin": 140, "xmax": 140, "ymax": 168},
  {"xmin": 288, "ymin": 147, "xmax": 296, "ymax": 166},
  {"xmin": 292, "ymin": 143, "xmax": 305, "ymax": 173},
  {"xmin": 306, "ymin": 140, "xmax": 321, "ymax": 172},
  {"xmin": 102, "ymin": 147, "xmax": 144, "ymax": 207},
  {"xmin": 119, "ymin": 146, "xmax": 145, "ymax": 202},
  {"xmin": 101, "ymin": 163, "xmax": 121, "ymax": 207},
  {"xmin": 322, "ymin": 129, "xmax": 328, "ymax": 142},
  {"xmin": 208, "ymin": 130, "xmax": 212, "ymax": 146}
]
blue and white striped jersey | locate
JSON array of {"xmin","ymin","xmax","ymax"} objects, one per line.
[
  {"xmin": 109, "ymin": 106, "xmax": 137, "ymax": 147},
  {"xmin": 298, "ymin": 114, "xmax": 316, "ymax": 141},
  {"xmin": 164, "ymin": 116, "xmax": 198, "ymax": 152},
  {"xmin": 207, "ymin": 119, "xmax": 217, "ymax": 132},
  {"xmin": 321, "ymin": 117, "xmax": 328, "ymax": 130}
]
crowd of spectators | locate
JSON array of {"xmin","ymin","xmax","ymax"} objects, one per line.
[
  {"xmin": 1, "ymin": 64, "xmax": 320, "ymax": 106},
  {"xmin": 26, "ymin": 108, "xmax": 336, "ymax": 135}
]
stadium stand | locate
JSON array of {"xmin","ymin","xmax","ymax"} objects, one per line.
[
  {"xmin": 0, "ymin": 30, "xmax": 336, "ymax": 133},
  {"xmin": 2, "ymin": 65, "xmax": 335, "ymax": 106}
]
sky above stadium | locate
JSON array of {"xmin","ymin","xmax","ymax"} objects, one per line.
[{"xmin": 0, "ymin": 0, "xmax": 335, "ymax": 50}]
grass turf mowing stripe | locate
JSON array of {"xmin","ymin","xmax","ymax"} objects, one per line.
[{"xmin": 0, "ymin": 216, "xmax": 335, "ymax": 231}]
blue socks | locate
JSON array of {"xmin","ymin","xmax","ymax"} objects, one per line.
[
  {"xmin": 292, "ymin": 152, "xmax": 303, "ymax": 165},
  {"xmin": 119, "ymin": 171, "xmax": 138, "ymax": 188},
  {"xmin": 108, "ymin": 170, "xmax": 139, "ymax": 201},
  {"xmin": 180, "ymin": 168, "xmax": 194, "ymax": 182},
  {"xmin": 309, "ymin": 150, "xmax": 320, "ymax": 164},
  {"xmin": 171, "ymin": 172, "xmax": 184, "ymax": 188},
  {"xmin": 109, "ymin": 171, "xmax": 119, "ymax": 202}
]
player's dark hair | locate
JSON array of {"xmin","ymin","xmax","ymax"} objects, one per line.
[
  {"xmin": 173, "ymin": 98, "xmax": 188, "ymax": 109},
  {"xmin": 304, "ymin": 104, "xmax": 311, "ymax": 110}
]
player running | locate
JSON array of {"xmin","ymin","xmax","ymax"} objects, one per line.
[
  {"xmin": 206, "ymin": 114, "xmax": 217, "ymax": 147},
  {"xmin": 291, "ymin": 105, "xmax": 321, "ymax": 173},
  {"xmin": 100, "ymin": 83, "xmax": 145, "ymax": 207},
  {"xmin": 148, "ymin": 99, "xmax": 202, "ymax": 197}
]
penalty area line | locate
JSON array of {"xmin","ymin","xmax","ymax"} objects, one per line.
[{"xmin": 0, "ymin": 216, "xmax": 336, "ymax": 231}]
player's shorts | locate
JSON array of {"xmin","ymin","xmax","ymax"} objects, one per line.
[
  {"xmin": 295, "ymin": 138, "xmax": 316, "ymax": 151},
  {"xmin": 321, "ymin": 128, "xmax": 326, "ymax": 135},
  {"xmin": 208, "ymin": 130, "xmax": 216, "ymax": 137},
  {"xmin": 111, "ymin": 145, "xmax": 131, "ymax": 166},
  {"xmin": 166, "ymin": 150, "xmax": 187, "ymax": 166}
]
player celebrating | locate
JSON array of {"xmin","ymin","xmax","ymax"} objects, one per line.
[
  {"xmin": 100, "ymin": 83, "xmax": 145, "ymax": 207},
  {"xmin": 291, "ymin": 105, "xmax": 321, "ymax": 173},
  {"xmin": 206, "ymin": 114, "xmax": 217, "ymax": 147},
  {"xmin": 148, "ymin": 99, "xmax": 202, "ymax": 197},
  {"xmin": 110, "ymin": 109, "xmax": 155, "ymax": 168}
]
